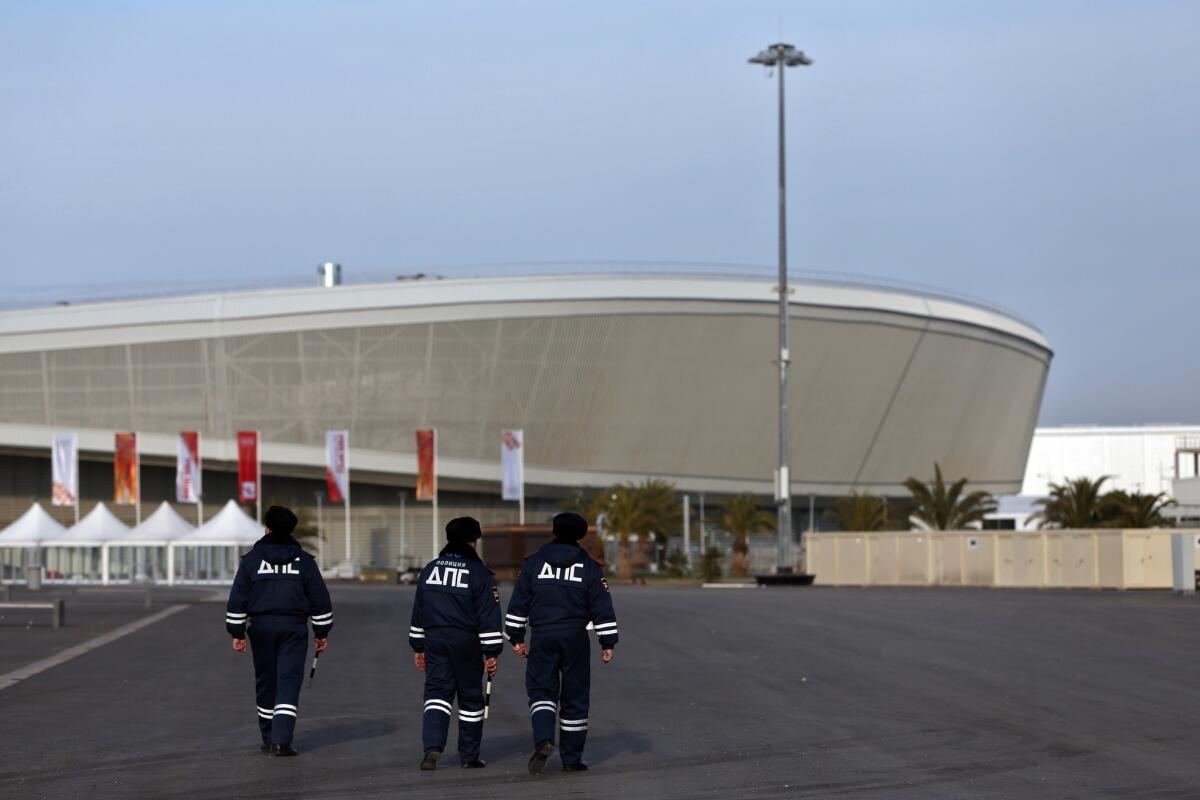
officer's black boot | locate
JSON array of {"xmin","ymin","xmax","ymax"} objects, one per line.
[
  {"xmin": 461, "ymin": 758, "xmax": 486, "ymax": 769},
  {"xmin": 259, "ymin": 743, "xmax": 270, "ymax": 754},
  {"xmin": 528, "ymin": 741, "xmax": 555, "ymax": 775},
  {"xmin": 420, "ymin": 748, "xmax": 443, "ymax": 770},
  {"xmin": 563, "ymin": 761, "xmax": 589, "ymax": 772},
  {"xmin": 269, "ymin": 744, "xmax": 298, "ymax": 757}
]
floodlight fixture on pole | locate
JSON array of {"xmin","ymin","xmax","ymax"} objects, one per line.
[{"xmin": 748, "ymin": 42, "xmax": 812, "ymax": 574}]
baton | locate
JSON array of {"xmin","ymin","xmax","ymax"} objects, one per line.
[
  {"xmin": 484, "ymin": 671, "xmax": 492, "ymax": 720},
  {"xmin": 309, "ymin": 650, "xmax": 320, "ymax": 687}
]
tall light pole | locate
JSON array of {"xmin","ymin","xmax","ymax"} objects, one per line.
[{"xmin": 749, "ymin": 42, "xmax": 812, "ymax": 573}]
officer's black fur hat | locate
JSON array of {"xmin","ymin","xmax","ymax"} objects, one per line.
[
  {"xmin": 552, "ymin": 512, "xmax": 588, "ymax": 542},
  {"xmin": 264, "ymin": 505, "xmax": 298, "ymax": 536},
  {"xmin": 446, "ymin": 516, "xmax": 483, "ymax": 546}
]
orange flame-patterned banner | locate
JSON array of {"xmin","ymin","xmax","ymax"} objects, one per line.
[{"xmin": 415, "ymin": 429, "xmax": 436, "ymax": 502}]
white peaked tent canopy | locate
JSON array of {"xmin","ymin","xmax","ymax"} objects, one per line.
[
  {"xmin": 121, "ymin": 502, "xmax": 195, "ymax": 544},
  {"xmin": 105, "ymin": 502, "xmax": 195, "ymax": 585},
  {"xmin": 43, "ymin": 503, "xmax": 130, "ymax": 583},
  {"xmin": 45, "ymin": 503, "xmax": 130, "ymax": 544},
  {"xmin": 0, "ymin": 503, "xmax": 68, "ymax": 582},
  {"xmin": 180, "ymin": 500, "xmax": 263, "ymax": 546},
  {"xmin": 170, "ymin": 500, "xmax": 264, "ymax": 585},
  {"xmin": 0, "ymin": 502, "xmax": 67, "ymax": 546}
]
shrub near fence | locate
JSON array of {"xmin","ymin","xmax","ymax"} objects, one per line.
[{"xmin": 807, "ymin": 530, "xmax": 1200, "ymax": 590}]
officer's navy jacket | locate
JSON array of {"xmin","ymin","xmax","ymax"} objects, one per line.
[
  {"xmin": 225, "ymin": 532, "xmax": 333, "ymax": 639},
  {"xmin": 408, "ymin": 545, "xmax": 504, "ymax": 657},
  {"xmin": 505, "ymin": 541, "xmax": 618, "ymax": 649}
]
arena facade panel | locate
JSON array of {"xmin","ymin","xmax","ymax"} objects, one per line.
[{"xmin": 0, "ymin": 272, "xmax": 1050, "ymax": 499}]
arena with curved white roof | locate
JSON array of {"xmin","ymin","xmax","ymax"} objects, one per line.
[{"xmin": 0, "ymin": 268, "xmax": 1051, "ymax": 568}]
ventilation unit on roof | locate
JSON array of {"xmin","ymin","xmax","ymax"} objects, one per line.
[{"xmin": 318, "ymin": 263, "xmax": 342, "ymax": 287}]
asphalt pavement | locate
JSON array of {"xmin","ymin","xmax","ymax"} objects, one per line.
[{"xmin": 1, "ymin": 583, "xmax": 1199, "ymax": 799}]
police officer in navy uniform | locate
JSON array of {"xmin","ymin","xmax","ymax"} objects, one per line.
[
  {"xmin": 505, "ymin": 512, "xmax": 618, "ymax": 773},
  {"xmin": 226, "ymin": 505, "xmax": 333, "ymax": 757},
  {"xmin": 408, "ymin": 516, "xmax": 503, "ymax": 770}
]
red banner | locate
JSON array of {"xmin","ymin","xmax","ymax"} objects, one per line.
[
  {"xmin": 114, "ymin": 432, "xmax": 138, "ymax": 505},
  {"xmin": 176, "ymin": 432, "xmax": 201, "ymax": 504},
  {"xmin": 415, "ymin": 429, "xmax": 436, "ymax": 501},
  {"xmin": 236, "ymin": 430, "xmax": 259, "ymax": 503}
]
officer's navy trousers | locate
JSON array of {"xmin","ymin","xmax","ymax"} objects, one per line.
[
  {"xmin": 248, "ymin": 616, "xmax": 308, "ymax": 747},
  {"xmin": 526, "ymin": 624, "xmax": 590, "ymax": 766},
  {"xmin": 422, "ymin": 628, "xmax": 486, "ymax": 762}
]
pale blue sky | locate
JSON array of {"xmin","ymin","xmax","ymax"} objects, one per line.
[{"xmin": 1, "ymin": 1, "xmax": 1196, "ymax": 426}]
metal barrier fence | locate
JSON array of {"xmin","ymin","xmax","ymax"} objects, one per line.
[{"xmin": 807, "ymin": 530, "xmax": 1200, "ymax": 589}]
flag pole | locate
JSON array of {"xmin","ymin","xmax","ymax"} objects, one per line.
[
  {"xmin": 343, "ymin": 437, "xmax": 351, "ymax": 563},
  {"xmin": 197, "ymin": 432, "xmax": 204, "ymax": 527},
  {"xmin": 432, "ymin": 429, "xmax": 439, "ymax": 561},
  {"xmin": 255, "ymin": 431, "xmax": 262, "ymax": 525},
  {"xmin": 73, "ymin": 436, "xmax": 80, "ymax": 526}
]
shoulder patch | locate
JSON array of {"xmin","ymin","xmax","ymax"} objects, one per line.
[
  {"xmin": 600, "ymin": 576, "xmax": 610, "ymax": 593},
  {"xmin": 491, "ymin": 586, "xmax": 501, "ymax": 603}
]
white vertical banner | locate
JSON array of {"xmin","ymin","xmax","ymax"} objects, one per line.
[
  {"xmin": 501, "ymin": 429, "xmax": 525, "ymax": 525},
  {"xmin": 51, "ymin": 433, "xmax": 79, "ymax": 508},
  {"xmin": 326, "ymin": 430, "xmax": 351, "ymax": 562},
  {"xmin": 501, "ymin": 430, "xmax": 524, "ymax": 500},
  {"xmin": 176, "ymin": 432, "xmax": 201, "ymax": 504}
]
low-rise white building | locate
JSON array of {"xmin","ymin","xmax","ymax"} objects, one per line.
[
  {"xmin": 1022, "ymin": 425, "xmax": 1200, "ymax": 496},
  {"xmin": 995, "ymin": 425, "xmax": 1200, "ymax": 529}
]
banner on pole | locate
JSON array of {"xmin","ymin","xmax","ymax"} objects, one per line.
[
  {"xmin": 501, "ymin": 429, "xmax": 523, "ymax": 502},
  {"xmin": 326, "ymin": 430, "xmax": 349, "ymax": 504},
  {"xmin": 237, "ymin": 430, "xmax": 259, "ymax": 503},
  {"xmin": 416, "ymin": 429, "xmax": 436, "ymax": 501},
  {"xmin": 114, "ymin": 432, "xmax": 138, "ymax": 505},
  {"xmin": 176, "ymin": 432, "xmax": 201, "ymax": 504},
  {"xmin": 51, "ymin": 432, "xmax": 78, "ymax": 507}
]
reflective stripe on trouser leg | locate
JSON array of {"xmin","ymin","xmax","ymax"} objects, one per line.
[
  {"xmin": 456, "ymin": 707, "xmax": 484, "ymax": 763},
  {"xmin": 448, "ymin": 632, "xmax": 486, "ymax": 763},
  {"xmin": 422, "ymin": 640, "xmax": 456, "ymax": 754},
  {"xmin": 557, "ymin": 627, "xmax": 591, "ymax": 766},
  {"xmin": 524, "ymin": 630, "xmax": 563, "ymax": 749},
  {"xmin": 248, "ymin": 623, "xmax": 276, "ymax": 745},
  {"xmin": 270, "ymin": 624, "xmax": 308, "ymax": 747}
]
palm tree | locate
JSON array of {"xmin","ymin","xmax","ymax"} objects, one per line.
[
  {"xmin": 1032, "ymin": 476, "xmax": 1111, "ymax": 529},
  {"xmin": 558, "ymin": 489, "xmax": 609, "ymax": 521},
  {"xmin": 720, "ymin": 495, "xmax": 776, "ymax": 577},
  {"xmin": 563, "ymin": 480, "xmax": 681, "ymax": 578},
  {"xmin": 825, "ymin": 492, "xmax": 891, "ymax": 532},
  {"xmin": 602, "ymin": 485, "xmax": 646, "ymax": 580},
  {"xmin": 630, "ymin": 478, "xmax": 681, "ymax": 571},
  {"xmin": 903, "ymin": 463, "xmax": 997, "ymax": 530},
  {"xmin": 1102, "ymin": 490, "xmax": 1175, "ymax": 528}
]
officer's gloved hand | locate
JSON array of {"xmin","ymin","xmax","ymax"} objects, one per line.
[
  {"xmin": 314, "ymin": 638, "xmax": 328, "ymax": 653},
  {"xmin": 485, "ymin": 657, "xmax": 498, "ymax": 677},
  {"xmin": 232, "ymin": 638, "xmax": 247, "ymax": 653}
]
